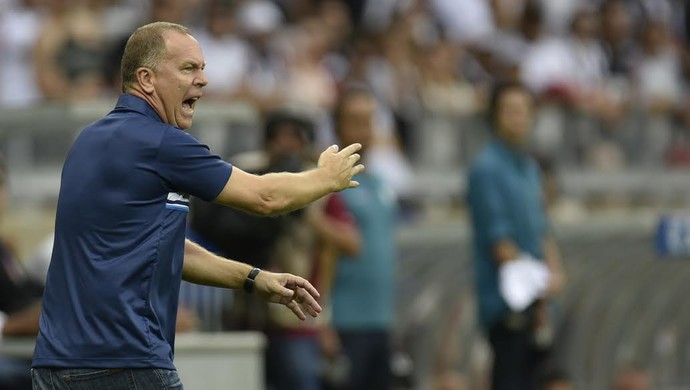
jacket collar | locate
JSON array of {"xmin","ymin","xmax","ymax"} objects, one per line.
[
  {"xmin": 113, "ymin": 93, "xmax": 164, "ymax": 123},
  {"xmin": 491, "ymin": 137, "xmax": 529, "ymax": 168}
]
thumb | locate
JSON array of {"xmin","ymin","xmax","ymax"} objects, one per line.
[{"xmin": 329, "ymin": 144, "xmax": 339, "ymax": 153}]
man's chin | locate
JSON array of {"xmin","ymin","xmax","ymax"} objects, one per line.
[{"xmin": 177, "ymin": 119, "xmax": 193, "ymax": 130}]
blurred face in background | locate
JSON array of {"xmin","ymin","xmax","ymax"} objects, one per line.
[
  {"xmin": 319, "ymin": 0, "xmax": 352, "ymax": 51},
  {"xmin": 495, "ymin": 87, "xmax": 534, "ymax": 146},
  {"xmin": 571, "ymin": 10, "xmax": 599, "ymax": 41},
  {"xmin": 266, "ymin": 124, "xmax": 309, "ymax": 164},
  {"xmin": 336, "ymin": 92, "xmax": 375, "ymax": 154},
  {"xmin": 602, "ymin": 1, "xmax": 631, "ymax": 44},
  {"xmin": 207, "ymin": 3, "xmax": 236, "ymax": 37},
  {"xmin": 520, "ymin": 3, "xmax": 543, "ymax": 42},
  {"xmin": 150, "ymin": 0, "xmax": 189, "ymax": 24},
  {"xmin": 642, "ymin": 21, "xmax": 669, "ymax": 55}
]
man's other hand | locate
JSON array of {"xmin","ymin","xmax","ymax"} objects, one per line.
[{"xmin": 254, "ymin": 272, "xmax": 323, "ymax": 320}]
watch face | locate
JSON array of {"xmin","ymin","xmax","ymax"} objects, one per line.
[{"xmin": 244, "ymin": 268, "xmax": 261, "ymax": 293}]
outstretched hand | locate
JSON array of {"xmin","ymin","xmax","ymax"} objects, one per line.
[
  {"xmin": 253, "ymin": 271, "xmax": 322, "ymax": 320},
  {"xmin": 317, "ymin": 144, "xmax": 365, "ymax": 192}
]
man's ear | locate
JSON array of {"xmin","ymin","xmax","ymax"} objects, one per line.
[{"xmin": 136, "ymin": 67, "xmax": 156, "ymax": 94}]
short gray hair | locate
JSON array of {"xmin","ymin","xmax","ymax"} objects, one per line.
[{"xmin": 120, "ymin": 22, "xmax": 191, "ymax": 92}]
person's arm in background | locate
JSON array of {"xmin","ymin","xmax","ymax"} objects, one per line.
[
  {"xmin": 306, "ymin": 195, "xmax": 361, "ymax": 257},
  {"xmin": 311, "ymin": 194, "xmax": 360, "ymax": 360},
  {"xmin": 542, "ymin": 236, "xmax": 566, "ymax": 296},
  {"xmin": 468, "ymin": 164, "xmax": 518, "ymax": 265},
  {"xmin": 1, "ymin": 301, "xmax": 41, "ymax": 337},
  {"xmin": 182, "ymin": 240, "xmax": 321, "ymax": 321},
  {"xmin": 214, "ymin": 144, "xmax": 364, "ymax": 216}
]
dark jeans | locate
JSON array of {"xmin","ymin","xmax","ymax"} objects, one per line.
[
  {"xmin": 265, "ymin": 333, "xmax": 321, "ymax": 390},
  {"xmin": 487, "ymin": 313, "xmax": 549, "ymax": 390},
  {"xmin": 337, "ymin": 330, "xmax": 391, "ymax": 390},
  {"xmin": 31, "ymin": 368, "xmax": 183, "ymax": 390}
]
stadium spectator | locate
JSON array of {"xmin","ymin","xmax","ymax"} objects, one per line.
[
  {"xmin": 188, "ymin": 112, "xmax": 315, "ymax": 332},
  {"xmin": 466, "ymin": 82, "xmax": 566, "ymax": 390},
  {"xmin": 261, "ymin": 114, "xmax": 361, "ymax": 390},
  {"xmin": 337, "ymin": 18, "xmax": 417, "ymax": 197},
  {"xmin": 538, "ymin": 0, "xmax": 586, "ymax": 35},
  {"xmin": 417, "ymin": 38, "xmax": 485, "ymax": 168},
  {"xmin": 34, "ymin": 0, "xmax": 108, "ymax": 101},
  {"xmin": 635, "ymin": 18, "xmax": 683, "ymax": 114},
  {"xmin": 190, "ymin": 110, "xmax": 360, "ymax": 389},
  {"xmin": 191, "ymin": 0, "xmax": 249, "ymax": 100},
  {"xmin": 600, "ymin": 0, "xmax": 638, "ymax": 79},
  {"xmin": 234, "ymin": 0, "xmax": 290, "ymax": 112},
  {"xmin": 419, "ymin": 40, "xmax": 483, "ymax": 117},
  {"xmin": 324, "ymin": 87, "xmax": 399, "ymax": 390},
  {"xmin": 372, "ymin": 4, "xmax": 424, "ymax": 151},
  {"xmin": 283, "ymin": 18, "xmax": 338, "ymax": 111},
  {"xmin": 491, "ymin": 0, "xmax": 530, "ymax": 32},
  {"xmin": 148, "ymin": 0, "xmax": 192, "ymax": 25},
  {"xmin": 633, "ymin": 18, "xmax": 683, "ymax": 166},
  {"xmin": 519, "ymin": 4, "xmax": 609, "ymax": 102},
  {"xmin": 0, "ymin": 159, "xmax": 42, "ymax": 390},
  {"xmin": 315, "ymin": 0, "xmax": 352, "ymax": 83},
  {"xmin": 340, "ymin": 34, "xmax": 416, "ymax": 199},
  {"xmin": 0, "ymin": 0, "xmax": 45, "ymax": 106},
  {"xmin": 30, "ymin": 22, "xmax": 363, "ymax": 389},
  {"xmin": 429, "ymin": 0, "xmax": 495, "ymax": 44}
]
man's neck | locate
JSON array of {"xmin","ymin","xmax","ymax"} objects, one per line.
[{"xmin": 124, "ymin": 88, "xmax": 165, "ymax": 123}]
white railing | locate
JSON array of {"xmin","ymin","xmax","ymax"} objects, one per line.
[{"xmin": 0, "ymin": 332, "xmax": 266, "ymax": 390}]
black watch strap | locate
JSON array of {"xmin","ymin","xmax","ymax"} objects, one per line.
[{"xmin": 243, "ymin": 267, "xmax": 261, "ymax": 294}]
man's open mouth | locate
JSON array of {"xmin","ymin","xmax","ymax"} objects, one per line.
[{"xmin": 182, "ymin": 97, "xmax": 199, "ymax": 113}]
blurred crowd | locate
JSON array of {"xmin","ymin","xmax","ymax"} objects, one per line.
[
  {"xmin": 1, "ymin": 0, "xmax": 689, "ymax": 389},
  {"xmin": 3, "ymin": 0, "xmax": 690, "ymax": 174}
]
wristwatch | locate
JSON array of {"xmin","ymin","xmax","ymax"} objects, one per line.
[{"xmin": 243, "ymin": 267, "xmax": 261, "ymax": 293}]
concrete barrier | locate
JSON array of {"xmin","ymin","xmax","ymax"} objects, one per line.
[{"xmin": 0, "ymin": 332, "xmax": 266, "ymax": 390}]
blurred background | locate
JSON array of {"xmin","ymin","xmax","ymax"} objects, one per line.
[{"xmin": 1, "ymin": 0, "xmax": 690, "ymax": 389}]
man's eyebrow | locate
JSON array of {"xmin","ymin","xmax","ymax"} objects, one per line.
[{"xmin": 181, "ymin": 60, "xmax": 206, "ymax": 68}]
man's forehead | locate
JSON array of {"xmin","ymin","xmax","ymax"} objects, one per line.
[{"xmin": 163, "ymin": 30, "xmax": 205, "ymax": 63}]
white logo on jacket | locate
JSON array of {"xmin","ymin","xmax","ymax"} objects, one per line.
[{"xmin": 166, "ymin": 192, "xmax": 190, "ymax": 212}]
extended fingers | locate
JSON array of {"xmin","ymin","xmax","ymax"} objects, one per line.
[
  {"xmin": 286, "ymin": 300, "xmax": 306, "ymax": 321},
  {"xmin": 289, "ymin": 276, "xmax": 321, "ymax": 299},
  {"xmin": 338, "ymin": 143, "xmax": 362, "ymax": 157},
  {"xmin": 295, "ymin": 288, "xmax": 322, "ymax": 317},
  {"xmin": 285, "ymin": 274, "xmax": 321, "ymax": 298}
]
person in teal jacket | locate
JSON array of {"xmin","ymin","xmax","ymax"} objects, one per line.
[
  {"xmin": 467, "ymin": 82, "xmax": 566, "ymax": 390},
  {"xmin": 326, "ymin": 87, "xmax": 398, "ymax": 390}
]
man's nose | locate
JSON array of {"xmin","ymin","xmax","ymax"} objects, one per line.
[{"xmin": 195, "ymin": 70, "xmax": 208, "ymax": 87}]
